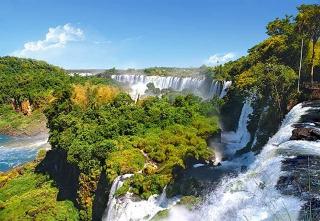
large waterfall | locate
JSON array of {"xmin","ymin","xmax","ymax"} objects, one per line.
[
  {"xmin": 103, "ymin": 98, "xmax": 253, "ymax": 221},
  {"xmin": 166, "ymin": 102, "xmax": 319, "ymax": 220},
  {"xmin": 111, "ymin": 74, "xmax": 231, "ymax": 100},
  {"xmin": 220, "ymin": 100, "xmax": 253, "ymax": 158},
  {"xmin": 104, "ymin": 101, "xmax": 320, "ymax": 221}
]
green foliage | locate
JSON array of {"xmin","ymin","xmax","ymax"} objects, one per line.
[
  {"xmin": 71, "ymin": 74, "xmax": 116, "ymax": 86},
  {"xmin": 266, "ymin": 15, "xmax": 295, "ymax": 36},
  {"xmin": 120, "ymin": 174, "xmax": 171, "ymax": 199},
  {"xmin": 0, "ymin": 163, "xmax": 79, "ymax": 220},
  {"xmin": 207, "ymin": 4, "xmax": 319, "ymax": 85},
  {"xmin": 106, "ymin": 148, "xmax": 145, "ymax": 181},
  {"xmin": 150, "ymin": 209, "xmax": 169, "ymax": 221},
  {"xmin": 204, "ymin": 65, "xmax": 232, "ymax": 81},
  {"xmin": 296, "ymin": 4, "xmax": 320, "ymax": 43},
  {"xmin": 235, "ymin": 63, "xmax": 297, "ymax": 115},
  {"xmin": 144, "ymin": 67, "xmax": 170, "ymax": 76},
  {"xmin": 0, "ymin": 56, "xmax": 71, "ymax": 107},
  {"xmin": 0, "ymin": 56, "xmax": 118, "ymax": 135},
  {"xmin": 296, "ymin": 4, "xmax": 320, "ymax": 82},
  {"xmin": 46, "ymin": 92, "xmax": 219, "ymax": 200},
  {"xmin": 103, "ymin": 67, "xmax": 117, "ymax": 75},
  {"xmin": 145, "ymin": 83, "xmax": 161, "ymax": 95},
  {"xmin": 177, "ymin": 195, "xmax": 201, "ymax": 210}
]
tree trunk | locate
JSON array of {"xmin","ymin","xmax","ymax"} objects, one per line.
[
  {"xmin": 298, "ymin": 38, "xmax": 304, "ymax": 92},
  {"xmin": 310, "ymin": 39, "xmax": 316, "ymax": 85}
]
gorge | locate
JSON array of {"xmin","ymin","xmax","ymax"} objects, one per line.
[
  {"xmin": 103, "ymin": 96, "xmax": 320, "ymax": 221},
  {"xmin": 1, "ymin": 3, "xmax": 319, "ymax": 220}
]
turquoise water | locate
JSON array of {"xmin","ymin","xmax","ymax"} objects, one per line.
[{"xmin": 0, "ymin": 134, "xmax": 48, "ymax": 172}]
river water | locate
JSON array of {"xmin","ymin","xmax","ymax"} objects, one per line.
[{"xmin": 0, "ymin": 134, "xmax": 49, "ymax": 172}]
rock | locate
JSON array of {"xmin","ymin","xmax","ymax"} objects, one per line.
[
  {"xmin": 277, "ymin": 155, "xmax": 320, "ymax": 220},
  {"xmin": 290, "ymin": 127, "xmax": 320, "ymax": 141}
]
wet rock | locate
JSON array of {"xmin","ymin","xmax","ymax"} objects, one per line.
[
  {"xmin": 299, "ymin": 197, "xmax": 320, "ymax": 221},
  {"xmin": 290, "ymin": 127, "xmax": 320, "ymax": 141},
  {"xmin": 277, "ymin": 155, "xmax": 320, "ymax": 220}
]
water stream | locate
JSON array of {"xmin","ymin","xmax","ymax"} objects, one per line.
[{"xmin": 0, "ymin": 134, "xmax": 49, "ymax": 172}]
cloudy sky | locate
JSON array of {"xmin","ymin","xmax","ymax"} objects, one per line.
[{"xmin": 0, "ymin": 0, "xmax": 318, "ymax": 69}]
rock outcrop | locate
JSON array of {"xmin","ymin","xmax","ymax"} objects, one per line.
[{"xmin": 290, "ymin": 127, "xmax": 320, "ymax": 141}]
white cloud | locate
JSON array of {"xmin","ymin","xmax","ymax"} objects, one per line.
[
  {"xmin": 205, "ymin": 52, "xmax": 236, "ymax": 66},
  {"xmin": 14, "ymin": 24, "xmax": 84, "ymax": 56}
]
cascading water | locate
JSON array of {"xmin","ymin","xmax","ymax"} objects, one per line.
[
  {"xmin": 103, "ymin": 179, "xmax": 180, "ymax": 221},
  {"xmin": 103, "ymin": 75, "xmax": 238, "ymax": 221},
  {"xmin": 220, "ymin": 99, "xmax": 253, "ymax": 158},
  {"xmin": 166, "ymin": 102, "xmax": 319, "ymax": 221},
  {"xmin": 111, "ymin": 74, "xmax": 231, "ymax": 100},
  {"xmin": 104, "ymin": 101, "xmax": 320, "ymax": 221}
]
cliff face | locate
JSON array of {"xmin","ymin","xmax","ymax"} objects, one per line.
[
  {"xmin": 36, "ymin": 149, "xmax": 111, "ymax": 221},
  {"xmin": 0, "ymin": 151, "xmax": 79, "ymax": 220},
  {"xmin": 36, "ymin": 149, "xmax": 80, "ymax": 204},
  {"xmin": 301, "ymin": 83, "xmax": 320, "ymax": 100}
]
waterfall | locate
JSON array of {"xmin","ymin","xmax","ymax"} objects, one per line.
[
  {"xmin": 219, "ymin": 81, "xmax": 232, "ymax": 98},
  {"xmin": 111, "ymin": 74, "xmax": 231, "ymax": 100},
  {"xmin": 102, "ymin": 99, "xmax": 320, "ymax": 221},
  {"xmin": 104, "ymin": 174, "xmax": 133, "ymax": 221},
  {"xmin": 167, "ymin": 102, "xmax": 318, "ymax": 221},
  {"xmin": 220, "ymin": 99, "xmax": 253, "ymax": 158},
  {"xmin": 103, "ymin": 176, "xmax": 180, "ymax": 221}
]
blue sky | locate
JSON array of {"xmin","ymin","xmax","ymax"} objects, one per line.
[{"xmin": 0, "ymin": 0, "xmax": 318, "ymax": 69}]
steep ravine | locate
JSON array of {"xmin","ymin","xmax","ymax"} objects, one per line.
[
  {"xmin": 101, "ymin": 75, "xmax": 320, "ymax": 221},
  {"xmin": 101, "ymin": 75, "xmax": 256, "ymax": 221},
  {"xmin": 142, "ymin": 101, "xmax": 320, "ymax": 221},
  {"xmin": 33, "ymin": 74, "xmax": 317, "ymax": 221}
]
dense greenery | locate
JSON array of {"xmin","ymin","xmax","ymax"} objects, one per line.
[
  {"xmin": 0, "ymin": 56, "xmax": 116, "ymax": 135},
  {"xmin": 0, "ymin": 56, "xmax": 70, "ymax": 108},
  {"xmin": 206, "ymin": 4, "xmax": 319, "ymax": 149},
  {"xmin": 209, "ymin": 4, "xmax": 319, "ymax": 85},
  {"xmin": 0, "ymin": 152, "xmax": 79, "ymax": 220},
  {"xmin": 144, "ymin": 67, "xmax": 170, "ymax": 76},
  {"xmin": 45, "ymin": 86, "xmax": 219, "ymax": 218},
  {"xmin": 0, "ymin": 3, "xmax": 318, "ymax": 221}
]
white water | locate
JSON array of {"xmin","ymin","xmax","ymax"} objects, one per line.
[
  {"xmin": 169, "ymin": 103, "xmax": 317, "ymax": 221},
  {"xmin": 104, "ymin": 174, "xmax": 133, "ymax": 221},
  {"xmin": 104, "ymin": 102, "xmax": 319, "ymax": 221},
  {"xmin": 111, "ymin": 74, "xmax": 231, "ymax": 100},
  {"xmin": 103, "ymin": 177, "xmax": 180, "ymax": 221},
  {"xmin": 220, "ymin": 100, "xmax": 253, "ymax": 158}
]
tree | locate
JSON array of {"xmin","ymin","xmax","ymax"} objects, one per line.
[
  {"xmin": 296, "ymin": 4, "xmax": 320, "ymax": 84},
  {"xmin": 296, "ymin": 19, "xmax": 307, "ymax": 92},
  {"xmin": 266, "ymin": 15, "xmax": 294, "ymax": 36},
  {"xmin": 235, "ymin": 63, "xmax": 297, "ymax": 118}
]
